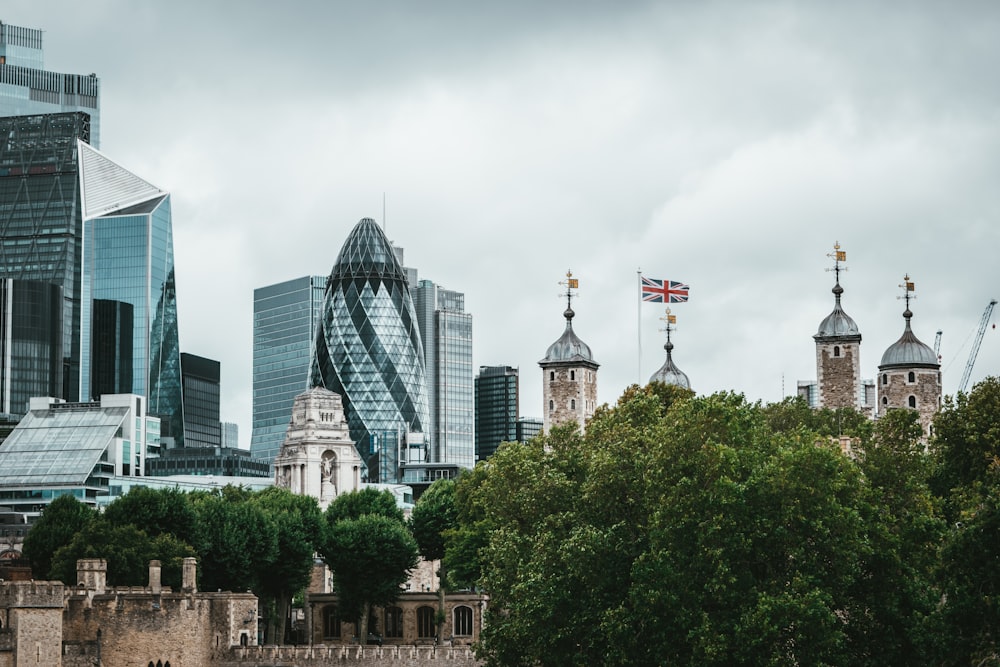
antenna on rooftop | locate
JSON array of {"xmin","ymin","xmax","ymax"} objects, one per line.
[{"xmin": 382, "ymin": 192, "xmax": 387, "ymax": 232}]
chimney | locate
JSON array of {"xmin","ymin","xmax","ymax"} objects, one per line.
[
  {"xmin": 77, "ymin": 559, "xmax": 107, "ymax": 594},
  {"xmin": 148, "ymin": 560, "xmax": 161, "ymax": 594},
  {"xmin": 182, "ymin": 557, "xmax": 197, "ymax": 593}
]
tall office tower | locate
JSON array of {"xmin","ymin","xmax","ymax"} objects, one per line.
[
  {"xmin": 77, "ymin": 140, "xmax": 185, "ymax": 446},
  {"xmin": 0, "ymin": 280, "xmax": 63, "ymax": 415},
  {"xmin": 220, "ymin": 421, "xmax": 239, "ymax": 449},
  {"xmin": 0, "ymin": 112, "xmax": 90, "ymax": 404},
  {"xmin": 310, "ymin": 218, "xmax": 429, "ymax": 475},
  {"xmin": 180, "ymin": 353, "xmax": 221, "ymax": 449},
  {"xmin": 0, "ymin": 21, "xmax": 101, "ymax": 147},
  {"xmin": 413, "ymin": 280, "xmax": 474, "ymax": 468},
  {"xmin": 474, "ymin": 365, "xmax": 518, "ymax": 462},
  {"xmin": 250, "ymin": 275, "xmax": 326, "ymax": 464}
]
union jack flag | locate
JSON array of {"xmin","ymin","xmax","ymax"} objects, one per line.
[{"xmin": 641, "ymin": 277, "xmax": 689, "ymax": 303}]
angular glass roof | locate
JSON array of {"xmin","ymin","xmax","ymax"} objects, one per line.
[
  {"xmin": 78, "ymin": 140, "xmax": 165, "ymax": 220},
  {"xmin": 0, "ymin": 405, "xmax": 127, "ymax": 486}
]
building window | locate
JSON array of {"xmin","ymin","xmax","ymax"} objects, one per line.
[
  {"xmin": 908, "ymin": 395, "xmax": 916, "ymax": 409},
  {"xmin": 454, "ymin": 606, "xmax": 474, "ymax": 637},
  {"xmin": 549, "ymin": 371, "xmax": 554, "ymax": 381},
  {"xmin": 571, "ymin": 399, "xmax": 576, "ymax": 410},
  {"xmin": 882, "ymin": 396, "xmax": 888, "ymax": 406},
  {"xmin": 323, "ymin": 606, "xmax": 341, "ymax": 639},
  {"xmin": 548, "ymin": 400, "xmax": 554, "ymax": 411},
  {"xmin": 570, "ymin": 370, "xmax": 575, "ymax": 381},
  {"xmin": 417, "ymin": 606, "xmax": 436, "ymax": 638},
  {"xmin": 882, "ymin": 374, "xmax": 887, "ymax": 385},
  {"xmin": 384, "ymin": 606, "xmax": 403, "ymax": 638},
  {"xmin": 833, "ymin": 346, "xmax": 840, "ymax": 357},
  {"xmin": 908, "ymin": 371, "xmax": 915, "ymax": 383}
]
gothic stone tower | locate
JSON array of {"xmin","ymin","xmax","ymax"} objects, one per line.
[
  {"xmin": 814, "ymin": 244, "xmax": 862, "ymax": 409},
  {"xmin": 539, "ymin": 271, "xmax": 599, "ymax": 434},
  {"xmin": 878, "ymin": 275, "xmax": 942, "ymax": 439}
]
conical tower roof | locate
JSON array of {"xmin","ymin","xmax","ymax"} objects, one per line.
[
  {"xmin": 880, "ymin": 307, "xmax": 938, "ymax": 369},
  {"xmin": 649, "ymin": 338, "xmax": 690, "ymax": 389},
  {"xmin": 815, "ymin": 282, "xmax": 861, "ymax": 340},
  {"xmin": 540, "ymin": 306, "xmax": 596, "ymax": 365}
]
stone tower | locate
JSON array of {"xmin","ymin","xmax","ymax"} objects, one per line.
[
  {"xmin": 877, "ymin": 275, "xmax": 942, "ymax": 439},
  {"xmin": 539, "ymin": 271, "xmax": 599, "ymax": 434},
  {"xmin": 649, "ymin": 309, "xmax": 691, "ymax": 390},
  {"xmin": 814, "ymin": 243, "xmax": 862, "ymax": 409},
  {"xmin": 273, "ymin": 386, "xmax": 363, "ymax": 509}
]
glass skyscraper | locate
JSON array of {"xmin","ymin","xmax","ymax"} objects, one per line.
[
  {"xmin": 474, "ymin": 365, "xmax": 519, "ymax": 462},
  {"xmin": 413, "ymin": 280, "xmax": 474, "ymax": 468},
  {"xmin": 310, "ymin": 218, "xmax": 429, "ymax": 474},
  {"xmin": 0, "ymin": 112, "xmax": 90, "ymax": 404},
  {"xmin": 250, "ymin": 275, "xmax": 326, "ymax": 464},
  {"xmin": 77, "ymin": 140, "xmax": 185, "ymax": 446},
  {"xmin": 181, "ymin": 353, "xmax": 220, "ymax": 449},
  {"xmin": 0, "ymin": 21, "xmax": 101, "ymax": 147},
  {"xmin": 0, "ymin": 280, "xmax": 63, "ymax": 415}
]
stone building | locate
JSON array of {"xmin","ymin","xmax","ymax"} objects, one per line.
[
  {"xmin": 273, "ymin": 386, "xmax": 364, "ymax": 510},
  {"xmin": 813, "ymin": 246, "xmax": 863, "ymax": 410},
  {"xmin": 539, "ymin": 272, "xmax": 599, "ymax": 434},
  {"xmin": 877, "ymin": 277, "xmax": 942, "ymax": 439}
]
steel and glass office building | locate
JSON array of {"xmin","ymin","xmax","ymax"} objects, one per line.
[
  {"xmin": 0, "ymin": 280, "xmax": 63, "ymax": 415},
  {"xmin": 413, "ymin": 280, "xmax": 474, "ymax": 469},
  {"xmin": 310, "ymin": 218, "xmax": 429, "ymax": 473},
  {"xmin": 0, "ymin": 21, "xmax": 101, "ymax": 147},
  {"xmin": 250, "ymin": 275, "xmax": 326, "ymax": 464},
  {"xmin": 0, "ymin": 112, "xmax": 90, "ymax": 404},
  {"xmin": 474, "ymin": 365, "xmax": 519, "ymax": 461},
  {"xmin": 77, "ymin": 141, "xmax": 185, "ymax": 446},
  {"xmin": 180, "ymin": 353, "xmax": 220, "ymax": 449}
]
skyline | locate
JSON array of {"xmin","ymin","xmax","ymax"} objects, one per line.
[{"xmin": 4, "ymin": 2, "xmax": 999, "ymax": 447}]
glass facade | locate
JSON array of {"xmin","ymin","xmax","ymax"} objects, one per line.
[
  {"xmin": 0, "ymin": 22, "xmax": 101, "ymax": 147},
  {"xmin": 77, "ymin": 142, "xmax": 185, "ymax": 447},
  {"xmin": 0, "ymin": 112, "xmax": 90, "ymax": 404},
  {"xmin": 413, "ymin": 280, "xmax": 474, "ymax": 468},
  {"xmin": 310, "ymin": 218, "xmax": 429, "ymax": 474},
  {"xmin": 180, "ymin": 353, "xmax": 220, "ymax": 449},
  {"xmin": 250, "ymin": 275, "xmax": 326, "ymax": 464},
  {"xmin": 474, "ymin": 365, "xmax": 519, "ymax": 461},
  {"xmin": 0, "ymin": 280, "xmax": 63, "ymax": 415}
]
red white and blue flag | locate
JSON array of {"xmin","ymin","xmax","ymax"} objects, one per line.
[{"xmin": 641, "ymin": 277, "xmax": 689, "ymax": 303}]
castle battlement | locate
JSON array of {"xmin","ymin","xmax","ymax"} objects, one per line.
[
  {"xmin": 0, "ymin": 580, "xmax": 64, "ymax": 607},
  {"xmin": 220, "ymin": 643, "xmax": 481, "ymax": 666}
]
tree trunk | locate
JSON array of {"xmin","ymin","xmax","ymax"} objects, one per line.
[
  {"xmin": 359, "ymin": 601, "xmax": 370, "ymax": 645},
  {"xmin": 437, "ymin": 562, "xmax": 447, "ymax": 643}
]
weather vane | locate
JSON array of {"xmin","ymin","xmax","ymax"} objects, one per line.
[
  {"xmin": 825, "ymin": 241, "xmax": 847, "ymax": 284},
  {"xmin": 659, "ymin": 308, "xmax": 677, "ymax": 344},
  {"xmin": 898, "ymin": 273, "xmax": 915, "ymax": 309},
  {"xmin": 558, "ymin": 269, "xmax": 579, "ymax": 309}
]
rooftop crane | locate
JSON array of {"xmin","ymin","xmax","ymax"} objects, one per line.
[
  {"xmin": 958, "ymin": 299, "xmax": 997, "ymax": 393},
  {"xmin": 934, "ymin": 330, "xmax": 942, "ymax": 361}
]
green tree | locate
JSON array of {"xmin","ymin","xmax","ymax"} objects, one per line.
[
  {"xmin": 445, "ymin": 463, "xmax": 492, "ymax": 591},
  {"xmin": 21, "ymin": 494, "xmax": 95, "ymax": 579},
  {"xmin": 320, "ymin": 513, "xmax": 418, "ymax": 645},
  {"xmin": 410, "ymin": 478, "xmax": 457, "ymax": 641},
  {"xmin": 191, "ymin": 491, "xmax": 278, "ymax": 594},
  {"xmin": 50, "ymin": 518, "xmax": 195, "ymax": 587},
  {"xmin": 103, "ymin": 485, "xmax": 198, "ymax": 544},
  {"xmin": 324, "ymin": 487, "xmax": 404, "ymax": 524},
  {"xmin": 251, "ymin": 487, "xmax": 324, "ymax": 644}
]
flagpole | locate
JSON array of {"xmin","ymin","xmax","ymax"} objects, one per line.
[{"xmin": 637, "ymin": 268, "xmax": 642, "ymax": 385}]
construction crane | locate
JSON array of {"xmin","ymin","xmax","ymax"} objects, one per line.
[
  {"xmin": 934, "ymin": 330, "xmax": 942, "ymax": 361},
  {"xmin": 958, "ymin": 299, "xmax": 997, "ymax": 393}
]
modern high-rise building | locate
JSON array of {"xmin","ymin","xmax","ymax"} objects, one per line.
[
  {"xmin": 220, "ymin": 421, "xmax": 239, "ymax": 449},
  {"xmin": 0, "ymin": 112, "xmax": 91, "ymax": 404},
  {"xmin": 475, "ymin": 365, "xmax": 518, "ymax": 462},
  {"xmin": 0, "ymin": 280, "xmax": 63, "ymax": 415},
  {"xmin": 310, "ymin": 218, "xmax": 429, "ymax": 478},
  {"xmin": 250, "ymin": 275, "xmax": 326, "ymax": 464},
  {"xmin": 413, "ymin": 280, "xmax": 474, "ymax": 469},
  {"xmin": 0, "ymin": 21, "xmax": 101, "ymax": 147},
  {"xmin": 77, "ymin": 140, "xmax": 185, "ymax": 446},
  {"xmin": 180, "ymin": 353, "xmax": 221, "ymax": 449}
]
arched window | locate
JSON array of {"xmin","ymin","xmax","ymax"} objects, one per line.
[
  {"xmin": 571, "ymin": 399, "xmax": 576, "ymax": 410},
  {"xmin": 833, "ymin": 346, "xmax": 840, "ymax": 357},
  {"xmin": 240, "ymin": 633, "xmax": 249, "ymax": 646},
  {"xmin": 454, "ymin": 606, "xmax": 474, "ymax": 637},
  {"xmin": 908, "ymin": 371, "xmax": 915, "ymax": 383},
  {"xmin": 908, "ymin": 395, "xmax": 917, "ymax": 408},
  {"xmin": 548, "ymin": 400, "xmax": 554, "ymax": 411},
  {"xmin": 384, "ymin": 606, "xmax": 404, "ymax": 638},
  {"xmin": 417, "ymin": 606, "xmax": 436, "ymax": 638},
  {"xmin": 549, "ymin": 371, "xmax": 554, "ymax": 381},
  {"xmin": 570, "ymin": 370, "xmax": 575, "ymax": 381},
  {"xmin": 882, "ymin": 374, "xmax": 887, "ymax": 385},
  {"xmin": 882, "ymin": 396, "xmax": 888, "ymax": 406},
  {"xmin": 323, "ymin": 605, "xmax": 341, "ymax": 639}
]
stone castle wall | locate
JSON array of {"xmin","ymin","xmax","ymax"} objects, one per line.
[
  {"xmin": 878, "ymin": 367, "xmax": 941, "ymax": 438},
  {"xmin": 816, "ymin": 342, "xmax": 860, "ymax": 409},
  {"xmin": 219, "ymin": 644, "xmax": 481, "ymax": 666}
]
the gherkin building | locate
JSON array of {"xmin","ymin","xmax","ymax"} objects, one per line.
[{"xmin": 310, "ymin": 218, "xmax": 429, "ymax": 474}]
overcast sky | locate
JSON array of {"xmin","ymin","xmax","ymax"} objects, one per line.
[{"xmin": 7, "ymin": 2, "xmax": 1000, "ymax": 447}]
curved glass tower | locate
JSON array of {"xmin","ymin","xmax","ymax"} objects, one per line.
[{"xmin": 310, "ymin": 218, "xmax": 428, "ymax": 470}]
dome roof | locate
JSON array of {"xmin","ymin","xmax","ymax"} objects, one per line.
[
  {"xmin": 649, "ymin": 340, "xmax": 690, "ymax": 389},
  {"xmin": 540, "ymin": 307, "xmax": 596, "ymax": 365},
  {"xmin": 880, "ymin": 308, "xmax": 938, "ymax": 368},
  {"xmin": 815, "ymin": 283, "xmax": 860, "ymax": 339}
]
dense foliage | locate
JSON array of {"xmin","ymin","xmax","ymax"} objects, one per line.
[{"xmin": 444, "ymin": 379, "xmax": 1000, "ymax": 667}]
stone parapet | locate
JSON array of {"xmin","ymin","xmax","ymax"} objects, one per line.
[{"xmin": 221, "ymin": 643, "xmax": 482, "ymax": 666}]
